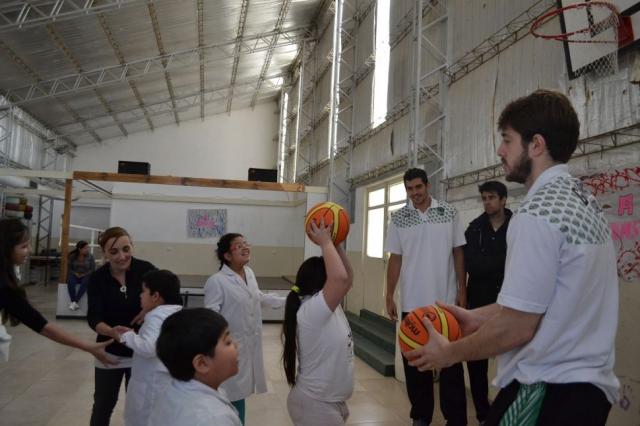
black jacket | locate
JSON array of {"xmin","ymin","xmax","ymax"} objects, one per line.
[
  {"xmin": 464, "ymin": 209, "xmax": 512, "ymax": 309},
  {"xmin": 87, "ymin": 257, "xmax": 156, "ymax": 357},
  {"xmin": 0, "ymin": 279, "xmax": 47, "ymax": 333}
]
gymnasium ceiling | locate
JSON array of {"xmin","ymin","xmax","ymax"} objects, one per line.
[{"xmin": 0, "ymin": 0, "xmax": 324, "ymax": 150}]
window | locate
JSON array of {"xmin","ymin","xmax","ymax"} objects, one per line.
[
  {"xmin": 366, "ymin": 178, "xmax": 406, "ymax": 258},
  {"xmin": 371, "ymin": 0, "xmax": 390, "ymax": 128}
]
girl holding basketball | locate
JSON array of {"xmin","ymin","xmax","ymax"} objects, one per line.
[
  {"xmin": 282, "ymin": 220, "xmax": 354, "ymax": 426},
  {"xmin": 204, "ymin": 233, "xmax": 285, "ymax": 424}
]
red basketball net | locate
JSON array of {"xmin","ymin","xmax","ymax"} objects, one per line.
[{"xmin": 531, "ymin": 1, "xmax": 622, "ymax": 77}]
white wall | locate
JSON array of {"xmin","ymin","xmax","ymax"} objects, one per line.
[
  {"xmin": 103, "ymin": 183, "xmax": 309, "ymax": 276},
  {"xmin": 71, "ymin": 102, "xmax": 279, "ymax": 180},
  {"xmin": 110, "ymin": 183, "xmax": 306, "ymax": 247}
]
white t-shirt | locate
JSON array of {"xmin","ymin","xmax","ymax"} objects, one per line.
[
  {"xmin": 147, "ymin": 379, "xmax": 241, "ymax": 426},
  {"xmin": 295, "ymin": 291, "xmax": 354, "ymax": 402},
  {"xmin": 494, "ymin": 164, "xmax": 620, "ymax": 403},
  {"xmin": 385, "ymin": 198, "xmax": 466, "ymax": 311}
]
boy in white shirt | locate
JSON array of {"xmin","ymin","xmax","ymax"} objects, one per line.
[
  {"xmin": 149, "ymin": 308, "xmax": 241, "ymax": 426},
  {"xmin": 116, "ymin": 270, "xmax": 183, "ymax": 426}
]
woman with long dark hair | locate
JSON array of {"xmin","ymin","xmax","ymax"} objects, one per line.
[
  {"xmin": 67, "ymin": 240, "xmax": 96, "ymax": 311},
  {"xmin": 204, "ymin": 232, "xmax": 285, "ymax": 425},
  {"xmin": 0, "ymin": 218, "xmax": 113, "ymax": 363},
  {"xmin": 87, "ymin": 226, "xmax": 156, "ymax": 426},
  {"xmin": 282, "ymin": 220, "xmax": 354, "ymax": 426}
]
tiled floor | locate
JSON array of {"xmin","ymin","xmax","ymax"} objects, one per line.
[{"xmin": 0, "ymin": 284, "xmax": 480, "ymax": 426}]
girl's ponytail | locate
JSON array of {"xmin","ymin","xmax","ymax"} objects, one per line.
[{"xmin": 282, "ymin": 290, "xmax": 302, "ymax": 385}]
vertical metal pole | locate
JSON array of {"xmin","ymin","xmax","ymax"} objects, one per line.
[
  {"xmin": 293, "ymin": 42, "xmax": 305, "ymax": 182},
  {"xmin": 0, "ymin": 106, "xmax": 11, "ymax": 217},
  {"xmin": 327, "ymin": 0, "xmax": 344, "ymax": 201},
  {"xmin": 410, "ymin": 0, "xmax": 423, "ymax": 168},
  {"xmin": 277, "ymin": 88, "xmax": 286, "ymax": 183},
  {"xmin": 309, "ymin": 42, "xmax": 317, "ymax": 184}
]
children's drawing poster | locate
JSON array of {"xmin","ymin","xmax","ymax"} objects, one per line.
[{"xmin": 187, "ymin": 209, "xmax": 227, "ymax": 238}]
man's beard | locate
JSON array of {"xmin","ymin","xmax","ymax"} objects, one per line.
[{"xmin": 504, "ymin": 151, "xmax": 532, "ymax": 184}]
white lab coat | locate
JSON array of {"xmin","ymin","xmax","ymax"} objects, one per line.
[
  {"xmin": 204, "ymin": 265, "xmax": 285, "ymax": 401},
  {"xmin": 121, "ymin": 304, "xmax": 182, "ymax": 426},
  {"xmin": 147, "ymin": 379, "xmax": 241, "ymax": 426}
]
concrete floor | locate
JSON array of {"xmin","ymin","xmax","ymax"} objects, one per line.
[{"xmin": 0, "ymin": 284, "xmax": 482, "ymax": 426}]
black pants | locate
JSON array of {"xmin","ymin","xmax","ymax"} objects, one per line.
[
  {"xmin": 401, "ymin": 313, "xmax": 467, "ymax": 425},
  {"xmin": 90, "ymin": 367, "xmax": 131, "ymax": 426},
  {"xmin": 485, "ymin": 381, "xmax": 611, "ymax": 426},
  {"xmin": 466, "ymin": 359, "xmax": 490, "ymax": 422}
]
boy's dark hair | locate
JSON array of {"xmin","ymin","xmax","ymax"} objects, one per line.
[
  {"xmin": 478, "ymin": 181, "xmax": 507, "ymax": 199},
  {"xmin": 403, "ymin": 168, "xmax": 428, "ymax": 185},
  {"xmin": 156, "ymin": 308, "xmax": 228, "ymax": 381},
  {"xmin": 142, "ymin": 269, "xmax": 182, "ymax": 305},
  {"xmin": 498, "ymin": 89, "xmax": 580, "ymax": 163}
]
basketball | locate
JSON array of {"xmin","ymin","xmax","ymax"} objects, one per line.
[
  {"xmin": 398, "ymin": 305, "xmax": 462, "ymax": 358},
  {"xmin": 304, "ymin": 202, "xmax": 350, "ymax": 244}
]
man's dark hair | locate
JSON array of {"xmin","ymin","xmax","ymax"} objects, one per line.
[
  {"xmin": 142, "ymin": 269, "xmax": 182, "ymax": 305},
  {"xmin": 156, "ymin": 308, "xmax": 227, "ymax": 381},
  {"xmin": 498, "ymin": 89, "xmax": 580, "ymax": 163},
  {"xmin": 403, "ymin": 168, "xmax": 428, "ymax": 185},
  {"xmin": 478, "ymin": 181, "xmax": 507, "ymax": 199}
]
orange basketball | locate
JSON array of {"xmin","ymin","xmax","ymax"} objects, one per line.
[
  {"xmin": 398, "ymin": 305, "xmax": 462, "ymax": 359},
  {"xmin": 304, "ymin": 202, "xmax": 350, "ymax": 244}
]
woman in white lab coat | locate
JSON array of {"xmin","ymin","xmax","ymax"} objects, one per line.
[{"xmin": 204, "ymin": 233, "xmax": 285, "ymax": 425}]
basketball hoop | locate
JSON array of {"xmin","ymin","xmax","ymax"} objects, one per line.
[
  {"xmin": 531, "ymin": 1, "xmax": 628, "ymax": 77},
  {"xmin": 531, "ymin": 1, "xmax": 621, "ymax": 43}
]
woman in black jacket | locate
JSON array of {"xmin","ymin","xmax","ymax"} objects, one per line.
[
  {"xmin": 87, "ymin": 226, "xmax": 156, "ymax": 426},
  {"xmin": 0, "ymin": 218, "xmax": 113, "ymax": 363}
]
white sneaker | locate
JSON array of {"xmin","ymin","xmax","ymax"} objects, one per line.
[{"xmin": 68, "ymin": 302, "xmax": 76, "ymax": 311}]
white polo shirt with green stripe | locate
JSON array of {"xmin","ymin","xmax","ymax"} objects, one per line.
[
  {"xmin": 494, "ymin": 164, "xmax": 620, "ymax": 403},
  {"xmin": 385, "ymin": 198, "xmax": 466, "ymax": 312}
]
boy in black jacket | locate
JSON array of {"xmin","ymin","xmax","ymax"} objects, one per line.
[{"xmin": 464, "ymin": 181, "xmax": 512, "ymax": 424}]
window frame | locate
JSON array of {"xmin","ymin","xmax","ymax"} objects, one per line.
[{"xmin": 365, "ymin": 176, "xmax": 406, "ymax": 259}]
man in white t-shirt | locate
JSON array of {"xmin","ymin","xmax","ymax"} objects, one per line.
[
  {"xmin": 407, "ymin": 90, "xmax": 619, "ymax": 426},
  {"xmin": 385, "ymin": 167, "xmax": 468, "ymax": 426}
]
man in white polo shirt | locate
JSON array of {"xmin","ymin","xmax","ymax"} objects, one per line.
[
  {"xmin": 407, "ymin": 90, "xmax": 619, "ymax": 425},
  {"xmin": 385, "ymin": 167, "xmax": 468, "ymax": 426}
]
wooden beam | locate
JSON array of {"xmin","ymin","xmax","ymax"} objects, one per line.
[
  {"xmin": 73, "ymin": 171, "xmax": 307, "ymax": 192},
  {"xmin": 59, "ymin": 179, "xmax": 73, "ymax": 283}
]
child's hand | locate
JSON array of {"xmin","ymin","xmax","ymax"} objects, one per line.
[
  {"xmin": 307, "ymin": 219, "xmax": 333, "ymax": 246},
  {"xmin": 113, "ymin": 326, "xmax": 132, "ymax": 341}
]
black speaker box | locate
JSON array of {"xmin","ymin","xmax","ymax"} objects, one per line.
[
  {"xmin": 118, "ymin": 161, "xmax": 151, "ymax": 175},
  {"xmin": 248, "ymin": 168, "xmax": 277, "ymax": 182}
]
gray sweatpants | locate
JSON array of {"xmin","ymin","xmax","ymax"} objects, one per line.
[{"xmin": 287, "ymin": 385, "xmax": 349, "ymax": 426}]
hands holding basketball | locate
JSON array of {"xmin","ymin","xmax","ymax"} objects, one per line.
[
  {"xmin": 306, "ymin": 219, "xmax": 333, "ymax": 246},
  {"xmin": 400, "ymin": 304, "xmax": 465, "ymax": 371},
  {"xmin": 406, "ymin": 316, "xmax": 456, "ymax": 371},
  {"xmin": 305, "ymin": 202, "xmax": 350, "ymax": 245}
]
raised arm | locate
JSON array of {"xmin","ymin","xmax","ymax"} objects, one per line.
[
  {"xmin": 308, "ymin": 221, "xmax": 351, "ymax": 312},
  {"xmin": 336, "ymin": 243, "xmax": 353, "ymax": 284}
]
